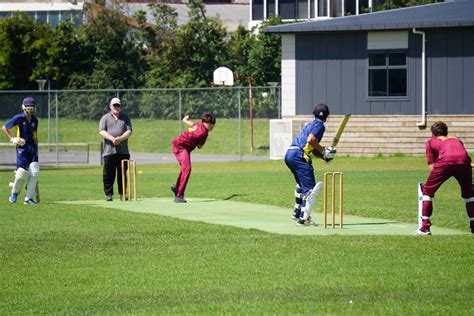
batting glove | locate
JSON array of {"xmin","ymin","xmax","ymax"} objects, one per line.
[
  {"xmin": 10, "ymin": 137, "xmax": 25, "ymax": 146},
  {"xmin": 322, "ymin": 147, "xmax": 337, "ymax": 162}
]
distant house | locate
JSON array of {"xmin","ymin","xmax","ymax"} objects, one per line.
[
  {"xmin": 121, "ymin": 0, "xmax": 250, "ymax": 31},
  {"xmin": 265, "ymin": 1, "xmax": 474, "ymax": 158},
  {"xmin": 0, "ymin": 1, "xmax": 85, "ymax": 26},
  {"xmin": 0, "ymin": 1, "xmax": 154, "ymax": 32},
  {"xmin": 249, "ymin": 0, "xmax": 386, "ymax": 28}
]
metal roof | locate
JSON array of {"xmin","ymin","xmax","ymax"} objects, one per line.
[{"xmin": 265, "ymin": 1, "xmax": 474, "ymax": 34}]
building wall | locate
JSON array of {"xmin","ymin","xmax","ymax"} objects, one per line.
[
  {"xmin": 292, "ymin": 27, "xmax": 474, "ymax": 116},
  {"xmin": 427, "ymin": 27, "xmax": 474, "ymax": 115}
]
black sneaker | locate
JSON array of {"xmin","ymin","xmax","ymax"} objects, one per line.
[
  {"xmin": 174, "ymin": 197, "xmax": 187, "ymax": 203},
  {"xmin": 170, "ymin": 185, "xmax": 178, "ymax": 197},
  {"xmin": 296, "ymin": 217, "xmax": 316, "ymax": 227},
  {"xmin": 291, "ymin": 208, "xmax": 301, "ymax": 220},
  {"xmin": 106, "ymin": 195, "xmax": 113, "ymax": 201}
]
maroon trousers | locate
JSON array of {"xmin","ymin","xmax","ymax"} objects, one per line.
[
  {"xmin": 421, "ymin": 164, "xmax": 474, "ymax": 231},
  {"xmin": 172, "ymin": 142, "xmax": 192, "ymax": 198}
]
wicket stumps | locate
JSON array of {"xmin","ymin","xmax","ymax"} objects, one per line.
[
  {"xmin": 323, "ymin": 172, "xmax": 343, "ymax": 229},
  {"xmin": 121, "ymin": 159, "xmax": 137, "ymax": 201}
]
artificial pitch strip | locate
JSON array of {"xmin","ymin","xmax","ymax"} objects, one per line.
[{"xmin": 65, "ymin": 198, "xmax": 467, "ymax": 236}]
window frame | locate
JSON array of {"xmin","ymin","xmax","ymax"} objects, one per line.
[{"xmin": 367, "ymin": 49, "xmax": 409, "ymax": 101}]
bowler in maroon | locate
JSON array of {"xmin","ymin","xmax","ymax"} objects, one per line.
[{"xmin": 171, "ymin": 113, "xmax": 216, "ymax": 203}]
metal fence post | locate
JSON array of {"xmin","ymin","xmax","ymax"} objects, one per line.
[
  {"xmin": 178, "ymin": 89, "xmax": 182, "ymax": 131},
  {"xmin": 238, "ymin": 87, "xmax": 242, "ymax": 161},
  {"xmin": 55, "ymin": 92, "xmax": 59, "ymax": 167},
  {"xmin": 47, "ymin": 81, "xmax": 51, "ymax": 151}
]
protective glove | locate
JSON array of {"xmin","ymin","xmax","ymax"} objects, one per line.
[
  {"xmin": 10, "ymin": 137, "xmax": 25, "ymax": 146},
  {"xmin": 322, "ymin": 146, "xmax": 336, "ymax": 163},
  {"xmin": 303, "ymin": 143, "xmax": 314, "ymax": 163}
]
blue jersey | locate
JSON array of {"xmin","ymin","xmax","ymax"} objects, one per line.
[
  {"xmin": 292, "ymin": 118, "xmax": 325, "ymax": 148},
  {"xmin": 4, "ymin": 113, "xmax": 38, "ymax": 146}
]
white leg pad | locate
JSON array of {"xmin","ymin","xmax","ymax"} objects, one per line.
[
  {"xmin": 464, "ymin": 197, "xmax": 474, "ymax": 204},
  {"xmin": 422, "ymin": 195, "xmax": 432, "ymax": 201},
  {"xmin": 301, "ymin": 182, "xmax": 324, "ymax": 220},
  {"xmin": 26, "ymin": 162, "xmax": 40, "ymax": 199},
  {"xmin": 12, "ymin": 168, "xmax": 29, "ymax": 194}
]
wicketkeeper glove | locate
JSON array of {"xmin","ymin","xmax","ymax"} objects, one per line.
[
  {"xmin": 322, "ymin": 146, "xmax": 337, "ymax": 163},
  {"xmin": 10, "ymin": 137, "xmax": 25, "ymax": 146}
]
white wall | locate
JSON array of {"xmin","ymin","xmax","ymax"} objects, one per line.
[{"xmin": 281, "ymin": 34, "xmax": 296, "ymax": 117}]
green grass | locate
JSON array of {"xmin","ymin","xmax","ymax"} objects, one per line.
[
  {"xmin": 1, "ymin": 157, "xmax": 473, "ymax": 314},
  {"xmin": 41, "ymin": 118, "xmax": 270, "ymax": 156}
]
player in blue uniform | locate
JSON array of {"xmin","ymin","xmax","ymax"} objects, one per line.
[
  {"xmin": 2, "ymin": 97, "xmax": 40, "ymax": 204},
  {"xmin": 284, "ymin": 104, "xmax": 336, "ymax": 226}
]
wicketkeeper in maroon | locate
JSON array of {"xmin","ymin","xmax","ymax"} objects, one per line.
[
  {"xmin": 171, "ymin": 113, "xmax": 216, "ymax": 203},
  {"xmin": 418, "ymin": 121, "xmax": 474, "ymax": 235}
]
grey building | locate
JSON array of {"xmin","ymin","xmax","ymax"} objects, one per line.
[{"xmin": 265, "ymin": 1, "xmax": 474, "ymax": 157}]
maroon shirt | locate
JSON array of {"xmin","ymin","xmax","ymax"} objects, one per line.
[
  {"xmin": 425, "ymin": 136, "xmax": 471, "ymax": 166},
  {"xmin": 173, "ymin": 122, "xmax": 209, "ymax": 151}
]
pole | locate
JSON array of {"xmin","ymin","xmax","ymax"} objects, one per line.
[
  {"xmin": 238, "ymin": 88, "xmax": 242, "ymax": 161},
  {"xmin": 248, "ymin": 78, "xmax": 254, "ymax": 152},
  {"xmin": 178, "ymin": 89, "xmax": 182, "ymax": 131},
  {"xmin": 55, "ymin": 92, "xmax": 59, "ymax": 167},
  {"xmin": 47, "ymin": 81, "xmax": 51, "ymax": 151}
]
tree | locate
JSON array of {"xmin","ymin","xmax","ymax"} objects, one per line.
[
  {"xmin": 247, "ymin": 17, "xmax": 282, "ymax": 86},
  {"xmin": 146, "ymin": 0, "xmax": 228, "ymax": 88},
  {"xmin": 0, "ymin": 14, "xmax": 52, "ymax": 89},
  {"xmin": 36, "ymin": 21, "xmax": 85, "ymax": 89},
  {"xmin": 226, "ymin": 25, "xmax": 256, "ymax": 82}
]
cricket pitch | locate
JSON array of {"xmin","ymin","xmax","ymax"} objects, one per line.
[{"xmin": 64, "ymin": 198, "xmax": 467, "ymax": 236}]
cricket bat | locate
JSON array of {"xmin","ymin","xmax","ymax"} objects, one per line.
[{"xmin": 331, "ymin": 114, "xmax": 351, "ymax": 147}]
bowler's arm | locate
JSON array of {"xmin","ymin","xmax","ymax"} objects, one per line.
[{"xmin": 182, "ymin": 115, "xmax": 194, "ymax": 127}]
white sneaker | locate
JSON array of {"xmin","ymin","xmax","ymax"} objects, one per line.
[{"xmin": 415, "ymin": 229, "xmax": 431, "ymax": 236}]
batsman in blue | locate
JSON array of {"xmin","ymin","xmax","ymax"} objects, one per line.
[{"xmin": 284, "ymin": 103, "xmax": 337, "ymax": 226}]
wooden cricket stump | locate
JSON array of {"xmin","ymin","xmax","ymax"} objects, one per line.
[
  {"xmin": 121, "ymin": 159, "xmax": 137, "ymax": 201},
  {"xmin": 323, "ymin": 172, "xmax": 343, "ymax": 229}
]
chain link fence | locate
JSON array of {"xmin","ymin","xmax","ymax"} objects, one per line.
[{"xmin": 0, "ymin": 86, "xmax": 281, "ymax": 166}]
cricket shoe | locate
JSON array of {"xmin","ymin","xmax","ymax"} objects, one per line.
[
  {"xmin": 24, "ymin": 199, "xmax": 38, "ymax": 205},
  {"xmin": 415, "ymin": 229, "xmax": 431, "ymax": 236},
  {"xmin": 106, "ymin": 195, "xmax": 113, "ymax": 201},
  {"xmin": 291, "ymin": 208, "xmax": 301, "ymax": 220},
  {"xmin": 170, "ymin": 184, "xmax": 178, "ymax": 197},
  {"xmin": 296, "ymin": 217, "xmax": 316, "ymax": 227},
  {"xmin": 9, "ymin": 192, "xmax": 18, "ymax": 203},
  {"xmin": 174, "ymin": 197, "xmax": 187, "ymax": 203}
]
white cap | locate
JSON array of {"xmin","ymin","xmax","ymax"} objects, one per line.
[{"xmin": 110, "ymin": 97, "xmax": 121, "ymax": 105}]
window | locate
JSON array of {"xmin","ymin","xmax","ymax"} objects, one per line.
[
  {"xmin": 0, "ymin": 12, "xmax": 12, "ymax": 19},
  {"xmin": 368, "ymin": 51, "xmax": 407, "ymax": 98},
  {"xmin": 36, "ymin": 12, "xmax": 47, "ymax": 23},
  {"xmin": 252, "ymin": 0, "xmax": 264, "ymax": 20},
  {"xmin": 72, "ymin": 11, "xmax": 83, "ymax": 26},
  {"xmin": 49, "ymin": 11, "xmax": 60, "ymax": 27}
]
